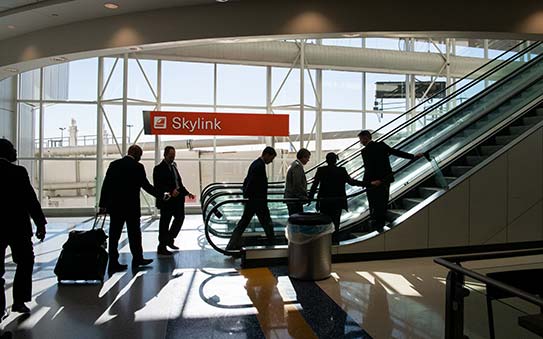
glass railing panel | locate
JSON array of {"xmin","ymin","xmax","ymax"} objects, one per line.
[
  {"xmin": 379, "ymin": 52, "xmax": 543, "ymax": 174},
  {"xmin": 388, "ymin": 78, "xmax": 543, "ymax": 212},
  {"xmin": 207, "ymin": 193, "xmax": 290, "ymax": 239},
  {"xmin": 383, "ymin": 45, "xmax": 543, "ymax": 153}
]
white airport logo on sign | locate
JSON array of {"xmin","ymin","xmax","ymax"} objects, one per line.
[{"xmin": 153, "ymin": 116, "xmax": 167, "ymax": 129}]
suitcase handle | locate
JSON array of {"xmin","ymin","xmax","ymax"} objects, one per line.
[{"xmin": 92, "ymin": 213, "xmax": 107, "ymax": 230}]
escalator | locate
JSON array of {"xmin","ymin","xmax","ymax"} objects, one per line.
[{"xmin": 202, "ymin": 41, "xmax": 543, "ymax": 259}]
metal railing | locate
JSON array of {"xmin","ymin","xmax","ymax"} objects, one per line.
[{"xmin": 434, "ymin": 248, "xmax": 543, "ymax": 339}]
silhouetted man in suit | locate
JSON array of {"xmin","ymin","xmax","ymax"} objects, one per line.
[
  {"xmin": 153, "ymin": 146, "xmax": 195, "ymax": 256},
  {"xmin": 309, "ymin": 152, "xmax": 363, "ymax": 241},
  {"xmin": 284, "ymin": 148, "xmax": 311, "ymax": 216},
  {"xmin": 225, "ymin": 146, "xmax": 277, "ymax": 252},
  {"xmin": 358, "ymin": 130, "xmax": 423, "ymax": 230},
  {"xmin": 0, "ymin": 139, "xmax": 46, "ymax": 319},
  {"xmin": 99, "ymin": 145, "xmax": 159, "ymax": 273}
]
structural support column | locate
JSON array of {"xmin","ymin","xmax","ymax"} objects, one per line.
[
  {"xmin": 266, "ymin": 65, "xmax": 275, "ymax": 179},
  {"xmin": 362, "ymin": 37, "xmax": 367, "ymax": 130},
  {"xmin": 213, "ymin": 63, "xmax": 218, "ymax": 182},
  {"xmin": 445, "ymin": 39, "xmax": 453, "ymax": 112},
  {"xmin": 315, "ymin": 67, "xmax": 322, "ymax": 164},
  {"xmin": 299, "ymin": 40, "xmax": 305, "ymax": 151},
  {"xmin": 405, "ymin": 38, "xmax": 416, "ymax": 125},
  {"xmin": 483, "ymin": 39, "xmax": 489, "ymax": 89},
  {"xmin": 12, "ymin": 75, "xmax": 19, "ymax": 146},
  {"xmin": 122, "ymin": 53, "xmax": 128, "ymax": 155},
  {"xmin": 155, "ymin": 59, "xmax": 162, "ymax": 166},
  {"xmin": 153, "ymin": 59, "xmax": 162, "ymax": 218},
  {"xmin": 446, "ymin": 39, "xmax": 452, "ymax": 92},
  {"xmin": 38, "ymin": 68, "xmax": 44, "ymax": 204},
  {"xmin": 95, "ymin": 57, "xmax": 104, "ymax": 209},
  {"xmin": 450, "ymin": 39, "xmax": 456, "ymax": 104}
]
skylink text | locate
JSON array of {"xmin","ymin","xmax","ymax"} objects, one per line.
[{"xmin": 172, "ymin": 117, "xmax": 222, "ymax": 132}]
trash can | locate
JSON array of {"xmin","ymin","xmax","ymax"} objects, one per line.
[{"xmin": 286, "ymin": 212, "xmax": 334, "ymax": 280}]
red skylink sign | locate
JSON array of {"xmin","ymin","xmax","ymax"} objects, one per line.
[{"xmin": 143, "ymin": 111, "xmax": 289, "ymax": 136}]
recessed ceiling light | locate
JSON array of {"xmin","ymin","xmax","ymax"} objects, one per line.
[
  {"xmin": 216, "ymin": 0, "xmax": 229, "ymax": 2},
  {"xmin": 129, "ymin": 46, "xmax": 142, "ymax": 51},
  {"xmin": 7, "ymin": 25, "xmax": 15, "ymax": 29},
  {"xmin": 52, "ymin": 56, "xmax": 68, "ymax": 62},
  {"xmin": 104, "ymin": 3, "xmax": 119, "ymax": 9},
  {"xmin": 6, "ymin": 68, "xmax": 18, "ymax": 73}
]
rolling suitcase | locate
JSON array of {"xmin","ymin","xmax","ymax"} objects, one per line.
[{"xmin": 54, "ymin": 214, "xmax": 108, "ymax": 283}]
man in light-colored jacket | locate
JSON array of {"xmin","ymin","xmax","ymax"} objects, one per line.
[{"xmin": 284, "ymin": 148, "xmax": 311, "ymax": 215}]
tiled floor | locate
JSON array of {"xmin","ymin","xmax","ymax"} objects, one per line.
[{"xmin": 3, "ymin": 215, "xmax": 536, "ymax": 338}]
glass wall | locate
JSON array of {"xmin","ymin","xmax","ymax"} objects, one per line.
[{"xmin": 15, "ymin": 37, "xmax": 516, "ymax": 210}]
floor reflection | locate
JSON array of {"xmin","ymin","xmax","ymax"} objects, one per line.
[
  {"xmin": 1, "ymin": 216, "xmax": 450, "ymax": 339},
  {"xmin": 240, "ymin": 268, "xmax": 316, "ymax": 339},
  {"xmin": 317, "ymin": 259, "xmax": 448, "ymax": 339}
]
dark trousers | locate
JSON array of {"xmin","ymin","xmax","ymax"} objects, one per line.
[
  {"xmin": 158, "ymin": 202, "xmax": 185, "ymax": 247},
  {"xmin": 1, "ymin": 236, "xmax": 34, "ymax": 315},
  {"xmin": 366, "ymin": 183, "xmax": 390, "ymax": 228},
  {"xmin": 226, "ymin": 200, "xmax": 275, "ymax": 250},
  {"xmin": 287, "ymin": 203, "xmax": 304, "ymax": 216},
  {"xmin": 319, "ymin": 205, "xmax": 342, "ymax": 233},
  {"xmin": 108, "ymin": 212, "xmax": 143, "ymax": 263}
]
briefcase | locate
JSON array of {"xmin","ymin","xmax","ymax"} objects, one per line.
[{"xmin": 54, "ymin": 214, "xmax": 108, "ymax": 283}]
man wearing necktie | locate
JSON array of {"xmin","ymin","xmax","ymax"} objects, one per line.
[{"xmin": 153, "ymin": 146, "xmax": 195, "ymax": 255}]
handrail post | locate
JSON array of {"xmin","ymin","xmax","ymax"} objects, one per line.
[{"xmin": 445, "ymin": 269, "xmax": 469, "ymax": 339}]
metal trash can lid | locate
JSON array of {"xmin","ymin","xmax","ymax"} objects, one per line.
[{"xmin": 288, "ymin": 212, "xmax": 332, "ymax": 226}]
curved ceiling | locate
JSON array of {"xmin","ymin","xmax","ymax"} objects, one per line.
[
  {"xmin": 2, "ymin": 0, "xmax": 543, "ymax": 78},
  {"xmin": 0, "ymin": 0, "xmax": 217, "ymax": 40}
]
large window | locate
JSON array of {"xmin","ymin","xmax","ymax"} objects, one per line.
[
  {"xmin": 161, "ymin": 61, "xmax": 214, "ymax": 104},
  {"xmin": 15, "ymin": 38, "xmax": 507, "ymax": 210}
]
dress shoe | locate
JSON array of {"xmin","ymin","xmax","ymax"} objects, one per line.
[
  {"xmin": 11, "ymin": 303, "xmax": 30, "ymax": 314},
  {"xmin": 132, "ymin": 258, "xmax": 153, "ymax": 268},
  {"xmin": 108, "ymin": 263, "xmax": 128, "ymax": 274},
  {"xmin": 157, "ymin": 246, "xmax": 173, "ymax": 256},
  {"xmin": 168, "ymin": 241, "xmax": 179, "ymax": 250}
]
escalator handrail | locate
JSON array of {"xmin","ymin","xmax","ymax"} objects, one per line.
[
  {"xmin": 205, "ymin": 155, "xmax": 429, "ymax": 253},
  {"xmin": 206, "ymin": 71, "xmax": 543, "ymax": 252},
  {"xmin": 373, "ymin": 47, "xmax": 543, "ymax": 160},
  {"xmin": 201, "ymin": 164, "xmax": 366, "ymax": 216},
  {"xmin": 202, "ymin": 42, "xmax": 543, "ymax": 210},
  {"xmin": 200, "ymin": 40, "xmax": 537, "ymax": 202},
  {"xmin": 337, "ymin": 70, "xmax": 543, "ymax": 231},
  {"xmin": 205, "ymin": 192, "xmax": 374, "ymax": 255}
]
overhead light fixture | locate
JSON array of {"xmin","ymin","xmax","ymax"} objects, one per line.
[
  {"xmin": 7, "ymin": 25, "xmax": 15, "ymax": 29},
  {"xmin": 104, "ymin": 3, "xmax": 119, "ymax": 9},
  {"xmin": 342, "ymin": 33, "xmax": 361, "ymax": 38},
  {"xmin": 129, "ymin": 46, "xmax": 142, "ymax": 51},
  {"xmin": 219, "ymin": 38, "xmax": 240, "ymax": 43},
  {"xmin": 216, "ymin": 0, "xmax": 229, "ymax": 2},
  {"xmin": 6, "ymin": 68, "xmax": 18, "ymax": 73}
]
